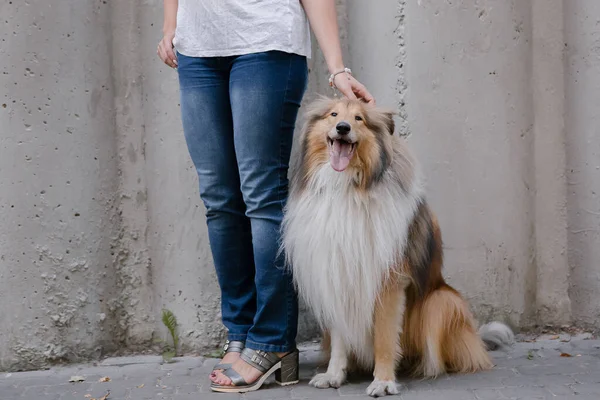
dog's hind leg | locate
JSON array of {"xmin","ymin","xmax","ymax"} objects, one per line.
[
  {"xmin": 366, "ymin": 276, "xmax": 410, "ymax": 397},
  {"xmin": 310, "ymin": 329, "xmax": 348, "ymax": 389}
]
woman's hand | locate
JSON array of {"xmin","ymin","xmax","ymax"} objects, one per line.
[
  {"xmin": 333, "ymin": 72, "xmax": 375, "ymax": 104},
  {"xmin": 301, "ymin": 0, "xmax": 375, "ymax": 104},
  {"xmin": 157, "ymin": 31, "xmax": 177, "ymax": 69},
  {"xmin": 159, "ymin": 0, "xmax": 178, "ymax": 68}
]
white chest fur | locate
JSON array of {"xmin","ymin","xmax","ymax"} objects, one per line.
[{"xmin": 282, "ymin": 166, "xmax": 421, "ymax": 358}]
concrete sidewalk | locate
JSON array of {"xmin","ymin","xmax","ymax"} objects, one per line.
[{"xmin": 2, "ymin": 336, "xmax": 600, "ymax": 400}]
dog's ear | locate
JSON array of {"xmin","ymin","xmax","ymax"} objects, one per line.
[
  {"xmin": 365, "ymin": 106, "xmax": 396, "ymax": 136},
  {"xmin": 383, "ymin": 111, "xmax": 395, "ymax": 135}
]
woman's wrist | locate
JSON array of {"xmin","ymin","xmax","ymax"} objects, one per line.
[
  {"xmin": 163, "ymin": 25, "xmax": 176, "ymax": 36},
  {"xmin": 329, "ymin": 68, "xmax": 352, "ymax": 88},
  {"xmin": 327, "ymin": 59, "xmax": 346, "ymax": 75}
]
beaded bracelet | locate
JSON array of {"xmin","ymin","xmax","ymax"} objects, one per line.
[{"xmin": 328, "ymin": 67, "xmax": 352, "ymax": 88}]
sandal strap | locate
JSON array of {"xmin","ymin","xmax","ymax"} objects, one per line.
[
  {"xmin": 212, "ymin": 362, "xmax": 232, "ymax": 371},
  {"xmin": 239, "ymin": 348, "xmax": 281, "ymax": 374},
  {"xmin": 223, "ymin": 340, "xmax": 245, "ymax": 353},
  {"xmin": 212, "ymin": 340, "xmax": 245, "ymax": 372},
  {"xmin": 221, "ymin": 367, "xmax": 248, "ymax": 386}
]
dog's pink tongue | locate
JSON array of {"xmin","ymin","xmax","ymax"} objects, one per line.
[{"xmin": 330, "ymin": 140, "xmax": 352, "ymax": 172}]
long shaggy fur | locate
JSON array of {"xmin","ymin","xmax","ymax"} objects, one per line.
[{"xmin": 281, "ymin": 98, "xmax": 514, "ymax": 395}]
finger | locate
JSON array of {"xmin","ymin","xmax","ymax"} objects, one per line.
[
  {"xmin": 360, "ymin": 90, "xmax": 376, "ymax": 105},
  {"xmin": 157, "ymin": 45, "xmax": 167, "ymax": 64},
  {"xmin": 345, "ymin": 76, "xmax": 374, "ymax": 104},
  {"xmin": 337, "ymin": 82, "xmax": 357, "ymax": 100},
  {"xmin": 165, "ymin": 43, "xmax": 178, "ymax": 67},
  {"xmin": 342, "ymin": 88, "xmax": 358, "ymax": 100},
  {"xmin": 353, "ymin": 84, "xmax": 375, "ymax": 105},
  {"xmin": 160, "ymin": 40, "xmax": 177, "ymax": 68},
  {"xmin": 159, "ymin": 44, "xmax": 177, "ymax": 69}
]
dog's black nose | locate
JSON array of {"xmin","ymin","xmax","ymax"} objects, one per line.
[{"xmin": 336, "ymin": 121, "xmax": 351, "ymax": 135}]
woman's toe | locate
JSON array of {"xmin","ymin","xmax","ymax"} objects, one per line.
[{"xmin": 214, "ymin": 371, "xmax": 231, "ymax": 386}]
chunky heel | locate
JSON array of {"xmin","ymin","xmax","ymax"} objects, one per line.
[{"xmin": 275, "ymin": 350, "xmax": 299, "ymax": 386}]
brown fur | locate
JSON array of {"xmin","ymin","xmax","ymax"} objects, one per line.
[
  {"xmin": 319, "ymin": 205, "xmax": 494, "ymax": 380},
  {"xmin": 399, "ymin": 204, "xmax": 494, "ymax": 378},
  {"xmin": 302, "ymin": 98, "xmax": 497, "ymax": 384},
  {"xmin": 372, "ymin": 273, "xmax": 410, "ymax": 381}
]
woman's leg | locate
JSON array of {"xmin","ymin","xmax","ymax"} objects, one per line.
[
  {"xmin": 177, "ymin": 54, "xmax": 257, "ymax": 346},
  {"xmin": 213, "ymin": 50, "xmax": 308, "ymax": 386}
]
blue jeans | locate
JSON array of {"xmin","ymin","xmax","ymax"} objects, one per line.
[{"xmin": 176, "ymin": 50, "xmax": 308, "ymax": 352}]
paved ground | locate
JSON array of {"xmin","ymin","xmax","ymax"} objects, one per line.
[{"xmin": 2, "ymin": 336, "xmax": 600, "ymax": 400}]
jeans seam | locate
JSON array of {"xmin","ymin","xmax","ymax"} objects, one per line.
[
  {"xmin": 278, "ymin": 56, "xmax": 293, "ymax": 209},
  {"xmin": 279, "ymin": 55, "xmax": 294, "ymax": 350}
]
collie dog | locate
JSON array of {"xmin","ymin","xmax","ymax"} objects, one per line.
[{"xmin": 281, "ymin": 98, "xmax": 514, "ymax": 397}]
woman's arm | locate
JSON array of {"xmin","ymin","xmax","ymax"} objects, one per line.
[
  {"xmin": 301, "ymin": 0, "xmax": 374, "ymax": 104},
  {"xmin": 157, "ymin": 0, "xmax": 178, "ymax": 68}
]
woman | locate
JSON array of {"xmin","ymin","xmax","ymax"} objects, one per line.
[{"xmin": 157, "ymin": 0, "xmax": 373, "ymax": 393}]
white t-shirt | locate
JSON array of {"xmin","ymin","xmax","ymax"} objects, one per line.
[{"xmin": 173, "ymin": 0, "xmax": 312, "ymax": 58}]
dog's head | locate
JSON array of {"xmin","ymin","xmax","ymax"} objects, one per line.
[{"xmin": 296, "ymin": 97, "xmax": 396, "ymax": 190}]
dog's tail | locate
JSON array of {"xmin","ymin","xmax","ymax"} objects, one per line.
[
  {"xmin": 403, "ymin": 284, "xmax": 514, "ymax": 378},
  {"xmin": 478, "ymin": 321, "xmax": 515, "ymax": 351}
]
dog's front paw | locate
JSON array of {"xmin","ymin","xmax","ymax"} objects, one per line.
[
  {"xmin": 366, "ymin": 379, "xmax": 402, "ymax": 397},
  {"xmin": 309, "ymin": 372, "xmax": 346, "ymax": 389}
]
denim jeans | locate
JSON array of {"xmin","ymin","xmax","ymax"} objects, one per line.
[{"xmin": 176, "ymin": 50, "xmax": 308, "ymax": 352}]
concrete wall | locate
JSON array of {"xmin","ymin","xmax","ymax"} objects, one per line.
[
  {"xmin": 565, "ymin": 0, "xmax": 600, "ymax": 330},
  {"xmin": 0, "ymin": 0, "xmax": 122, "ymax": 370},
  {"xmin": 1, "ymin": 0, "xmax": 599, "ymax": 371},
  {"xmin": 404, "ymin": 0, "xmax": 537, "ymax": 327}
]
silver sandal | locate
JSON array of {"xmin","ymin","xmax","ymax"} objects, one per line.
[
  {"xmin": 211, "ymin": 340, "xmax": 245, "ymax": 373},
  {"xmin": 210, "ymin": 347, "xmax": 300, "ymax": 393}
]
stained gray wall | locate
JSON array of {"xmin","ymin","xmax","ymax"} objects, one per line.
[
  {"xmin": 565, "ymin": 0, "xmax": 600, "ymax": 330},
  {"xmin": 0, "ymin": 1, "xmax": 121, "ymax": 370},
  {"xmin": 1, "ymin": 0, "xmax": 599, "ymax": 371}
]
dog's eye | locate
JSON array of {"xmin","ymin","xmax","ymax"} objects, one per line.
[
  {"xmin": 330, "ymin": 112, "xmax": 338, "ymax": 117},
  {"xmin": 355, "ymin": 115, "xmax": 363, "ymax": 121}
]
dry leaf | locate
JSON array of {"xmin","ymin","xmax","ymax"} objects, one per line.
[
  {"xmin": 95, "ymin": 390, "xmax": 110, "ymax": 400},
  {"xmin": 99, "ymin": 376, "xmax": 111, "ymax": 382},
  {"xmin": 137, "ymin": 384, "xmax": 145, "ymax": 389},
  {"xmin": 560, "ymin": 352, "xmax": 572, "ymax": 357},
  {"xmin": 85, "ymin": 395, "xmax": 92, "ymax": 399},
  {"xmin": 69, "ymin": 375, "xmax": 86, "ymax": 382},
  {"xmin": 550, "ymin": 335, "xmax": 560, "ymax": 340}
]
